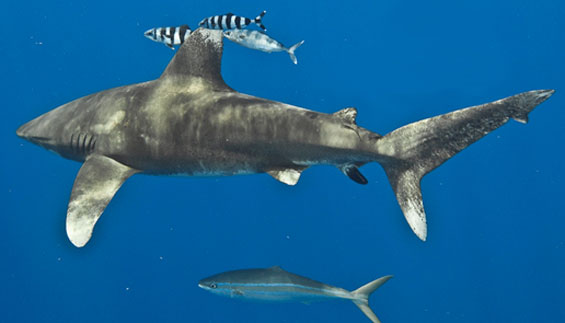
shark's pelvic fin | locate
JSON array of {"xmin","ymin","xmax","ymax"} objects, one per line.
[
  {"xmin": 376, "ymin": 89, "xmax": 555, "ymax": 241},
  {"xmin": 160, "ymin": 28, "xmax": 232, "ymax": 91},
  {"xmin": 350, "ymin": 275, "xmax": 393, "ymax": 323},
  {"xmin": 267, "ymin": 167, "xmax": 307, "ymax": 185},
  {"xmin": 66, "ymin": 155, "xmax": 138, "ymax": 247}
]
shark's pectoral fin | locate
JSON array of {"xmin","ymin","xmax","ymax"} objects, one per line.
[
  {"xmin": 66, "ymin": 155, "xmax": 139, "ymax": 247},
  {"xmin": 267, "ymin": 167, "xmax": 307, "ymax": 185}
]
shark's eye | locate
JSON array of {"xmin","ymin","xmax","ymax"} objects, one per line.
[{"xmin": 210, "ymin": 283, "xmax": 217, "ymax": 289}]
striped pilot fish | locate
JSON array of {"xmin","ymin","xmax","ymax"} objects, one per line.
[
  {"xmin": 199, "ymin": 266, "xmax": 392, "ymax": 323},
  {"xmin": 199, "ymin": 11, "xmax": 267, "ymax": 31},
  {"xmin": 223, "ymin": 29, "xmax": 305, "ymax": 64},
  {"xmin": 144, "ymin": 25, "xmax": 192, "ymax": 50}
]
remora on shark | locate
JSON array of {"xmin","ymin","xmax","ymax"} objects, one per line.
[{"xmin": 16, "ymin": 28, "xmax": 554, "ymax": 247}]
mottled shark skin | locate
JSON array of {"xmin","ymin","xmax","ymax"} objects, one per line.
[
  {"xmin": 16, "ymin": 28, "xmax": 554, "ymax": 247},
  {"xmin": 199, "ymin": 266, "xmax": 392, "ymax": 323}
]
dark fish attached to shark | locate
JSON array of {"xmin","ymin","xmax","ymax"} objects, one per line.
[
  {"xmin": 16, "ymin": 28, "xmax": 554, "ymax": 247},
  {"xmin": 199, "ymin": 266, "xmax": 392, "ymax": 323}
]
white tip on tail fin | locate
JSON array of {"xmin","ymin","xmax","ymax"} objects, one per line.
[
  {"xmin": 350, "ymin": 275, "xmax": 393, "ymax": 323},
  {"xmin": 287, "ymin": 40, "xmax": 304, "ymax": 64}
]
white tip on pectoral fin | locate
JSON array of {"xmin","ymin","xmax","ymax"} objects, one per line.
[{"xmin": 66, "ymin": 154, "xmax": 138, "ymax": 247}]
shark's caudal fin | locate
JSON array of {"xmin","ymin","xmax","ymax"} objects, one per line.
[
  {"xmin": 287, "ymin": 40, "xmax": 304, "ymax": 65},
  {"xmin": 375, "ymin": 89, "xmax": 555, "ymax": 241},
  {"xmin": 350, "ymin": 275, "xmax": 393, "ymax": 323},
  {"xmin": 66, "ymin": 155, "xmax": 138, "ymax": 247}
]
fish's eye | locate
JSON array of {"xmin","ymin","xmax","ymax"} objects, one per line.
[{"xmin": 210, "ymin": 283, "xmax": 217, "ymax": 289}]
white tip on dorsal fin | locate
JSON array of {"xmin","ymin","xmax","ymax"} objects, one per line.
[
  {"xmin": 161, "ymin": 28, "xmax": 231, "ymax": 91},
  {"xmin": 267, "ymin": 167, "xmax": 307, "ymax": 186},
  {"xmin": 333, "ymin": 107, "xmax": 357, "ymax": 124}
]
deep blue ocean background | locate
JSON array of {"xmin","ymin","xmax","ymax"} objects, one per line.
[{"xmin": 2, "ymin": 1, "xmax": 564, "ymax": 322}]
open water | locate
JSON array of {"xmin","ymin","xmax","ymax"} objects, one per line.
[{"xmin": 2, "ymin": 1, "xmax": 564, "ymax": 322}]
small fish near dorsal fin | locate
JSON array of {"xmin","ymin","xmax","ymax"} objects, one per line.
[
  {"xmin": 160, "ymin": 28, "xmax": 232, "ymax": 91},
  {"xmin": 333, "ymin": 107, "xmax": 358, "ymax": 124}
]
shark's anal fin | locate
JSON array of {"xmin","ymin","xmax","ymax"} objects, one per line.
[
  {"xmin": 161, "ymin": 28, "xmax": 231, "ymax": 91},
  {"xmin": 267, "ymin": 167, "xmax": 307, "ymax": 186},
  {"xmin": 340, "ymin": 164, "xmax": 368, "ymax": 185},
  {"xmin": 66, "ymin": 155, "xmax": 138, "ymax": 247}
]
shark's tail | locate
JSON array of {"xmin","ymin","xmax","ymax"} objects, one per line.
[
  {"xmin": 254, "ymin": 10, "xmax": 267, "ymax": 31},
  {"xmin": 350, "ymin": 275, "xmax": 393, "ymax": 323},
  {"xmin": 287, "ymin": 40, "xmax": 304, "ymax": 64},
  {"xmin": 374, "ymin": 89, "xmax": 554, "ymax": 241}
]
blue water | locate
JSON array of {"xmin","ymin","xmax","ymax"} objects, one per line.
[{"xmin": 2, "ymin": 1, "xmax": 564, "ymax": 322}]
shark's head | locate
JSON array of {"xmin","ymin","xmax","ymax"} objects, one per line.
[{"xmin": 17, "ymin": 114, "xmax": 61, "ymax": 154}]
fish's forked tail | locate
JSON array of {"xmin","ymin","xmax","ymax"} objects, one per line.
[
  {"xmin": 350, "ymin": 275, "xmax": 393, "ymax": 323},
  {"xmin": 254, "ymin": 10, "xmax": 267, "ymax": 31},
  {"xmin": 375, "ymin": 89, "xmax": 555, "ymax": 241},
  {"xmin": 287, "ymin": 40, "xmax": 305, "ymax": 64}
]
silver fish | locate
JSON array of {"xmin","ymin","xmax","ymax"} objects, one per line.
[
  {"xmin": 224, "ymin": 29, "xmax": 304, "ymax": 64},
  {"xmin": 144, "ymin": 24, "xmax": 192, "ymax": 50},
  {"xmin": 199, "ymin": 266, "xmax": 392, "ymax": 323}
]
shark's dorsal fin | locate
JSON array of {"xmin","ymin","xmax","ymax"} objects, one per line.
[
  {"xmin": 66, "ymin": 155, "xmax": 138, "ymax": 247},
  {"xmin": 161, "ymin": 28, "xmax": 231, "ymax": 91},
  {"xmin": 333, "ymin": 107, "xmax": 357, "ymax": 124},
  {"xmin": 268, "ymin": 266, "xmax": 285, "ymax": 272}
]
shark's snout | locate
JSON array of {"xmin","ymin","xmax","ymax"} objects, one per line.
[
  {"xmin": 16, "ymin": 119, "xmax": 40, "ymax": 141},
  {"xmin": 16, "ymin": 123, "xmax": 29, "ymax": 138},
  {"xmin": 16, "ymin": 115, "xmax": 56, "ymax": 148}
]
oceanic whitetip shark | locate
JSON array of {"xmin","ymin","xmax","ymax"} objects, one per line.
[
  {"xmin": 16, "ymin": 28, "xmax": 554, "ymax": 247},
  {"xmin": 199, "ymin": 266, "xmax": 392, "ymax": 323}
]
